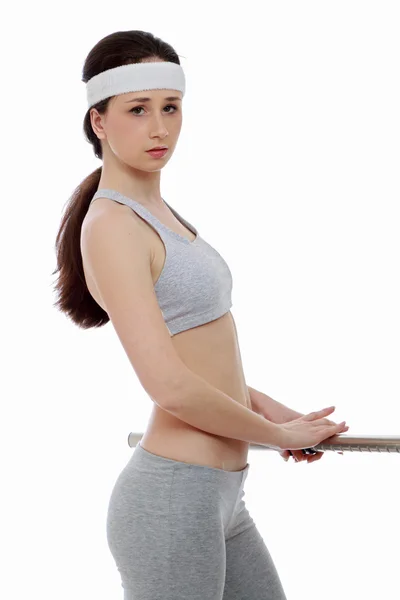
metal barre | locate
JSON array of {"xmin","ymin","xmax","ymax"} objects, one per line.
[{"xmin": 127, "ymin": 432, "xmax": 400, "ymax": 453}]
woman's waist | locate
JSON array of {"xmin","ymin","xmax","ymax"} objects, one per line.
[
  {"xmin": 141, "ymin": 422, "xmax": 250, "ymax": 471},
  {"xmin": 142, "ymin": 390, "xmax": 250, "ymax": 471}
]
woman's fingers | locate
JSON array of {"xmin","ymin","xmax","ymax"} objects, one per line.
[
  {"xmin": 305, "ymin": 452, "xmax": 324, "ymax": 463},
  {"xmin": 288, "ymin": 449, "xmax": 321, "ymax": 462},
  {"xmin": 292, "ymin": 450, "xmax": 306, "ymax": 461},
  {"xmin": 312, "ymin": 418, "xmax": 347, "ymax": 430}
]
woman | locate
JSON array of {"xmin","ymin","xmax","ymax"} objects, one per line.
[{"xmin": 53, "ymin": 30, "xmax": 349, "ymax": 600}]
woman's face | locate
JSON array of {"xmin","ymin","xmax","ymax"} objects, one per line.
[{"xmin": 91, "ymin": 88, "xmax": 183, "ymax": 171}]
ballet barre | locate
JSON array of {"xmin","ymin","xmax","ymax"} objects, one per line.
[{"xmin": 127, "ymin": 432, "xmax": 400, "ymax": 454}]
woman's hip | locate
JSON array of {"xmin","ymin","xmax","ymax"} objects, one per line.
[{"xmin": 106, "ymin": 442, "xmax": 250, "ymax": 545}]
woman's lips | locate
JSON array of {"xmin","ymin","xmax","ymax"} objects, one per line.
[{"xmin": 146, "ymin": 148, "xmax": 168, "ymax": 158}]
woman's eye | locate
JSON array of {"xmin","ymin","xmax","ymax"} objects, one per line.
[{"xmin": 130, "ymin": 105, "xmax": 178, "ymax": 115}]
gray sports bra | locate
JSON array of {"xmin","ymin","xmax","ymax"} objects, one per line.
[{"xmin": 90, "ymin": 188, "xmax": 233, "ymax": 336}]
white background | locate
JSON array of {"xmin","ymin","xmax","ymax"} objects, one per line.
[{"xmin": 2, "ymin": 1, "xmax": 399, "ymax": 599}]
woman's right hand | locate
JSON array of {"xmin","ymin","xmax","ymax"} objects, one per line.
[{"xmin": 277, "ymin": 406, "xmax": 349, "ymax": 450}]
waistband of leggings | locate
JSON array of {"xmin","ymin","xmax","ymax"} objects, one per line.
[{"xmin": 134, "ymin": 441, "xmax": 250, "ymax": 481}]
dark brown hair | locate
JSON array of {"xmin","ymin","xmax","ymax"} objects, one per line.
[{"xmin": 51, "ymin": 30, "xmax": 182, "ymax": 329}]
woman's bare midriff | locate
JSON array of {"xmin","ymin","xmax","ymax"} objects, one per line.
[{"xmin": 83, "ymin": 196, "xmax": 252, "ymax": 472}]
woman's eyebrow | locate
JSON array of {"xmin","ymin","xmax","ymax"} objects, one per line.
[{"xmin": 124, "ymin": 96, "xmax": 182, "ymax": 103}]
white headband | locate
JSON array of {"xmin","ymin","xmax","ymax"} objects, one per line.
[{"xmin": 86, "ymin": 61, "xmax": 186, "ymax": 109}]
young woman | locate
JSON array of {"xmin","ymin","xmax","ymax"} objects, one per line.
[{"xmin": 53, "ymin": 29, "xmax": 349, "ymax": 600}]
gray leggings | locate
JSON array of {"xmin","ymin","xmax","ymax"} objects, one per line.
[{"xmin": 106, "ymin": 442, "xmax": 287, "ymax": 600}]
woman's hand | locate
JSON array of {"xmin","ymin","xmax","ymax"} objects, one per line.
[
  {"xmin": 277, "ymin": 406, "xmax": 349, "ymax": 457},
  {"xmin": 279, "ymin": 414, "xmax": 345, "ymax": 462}
]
